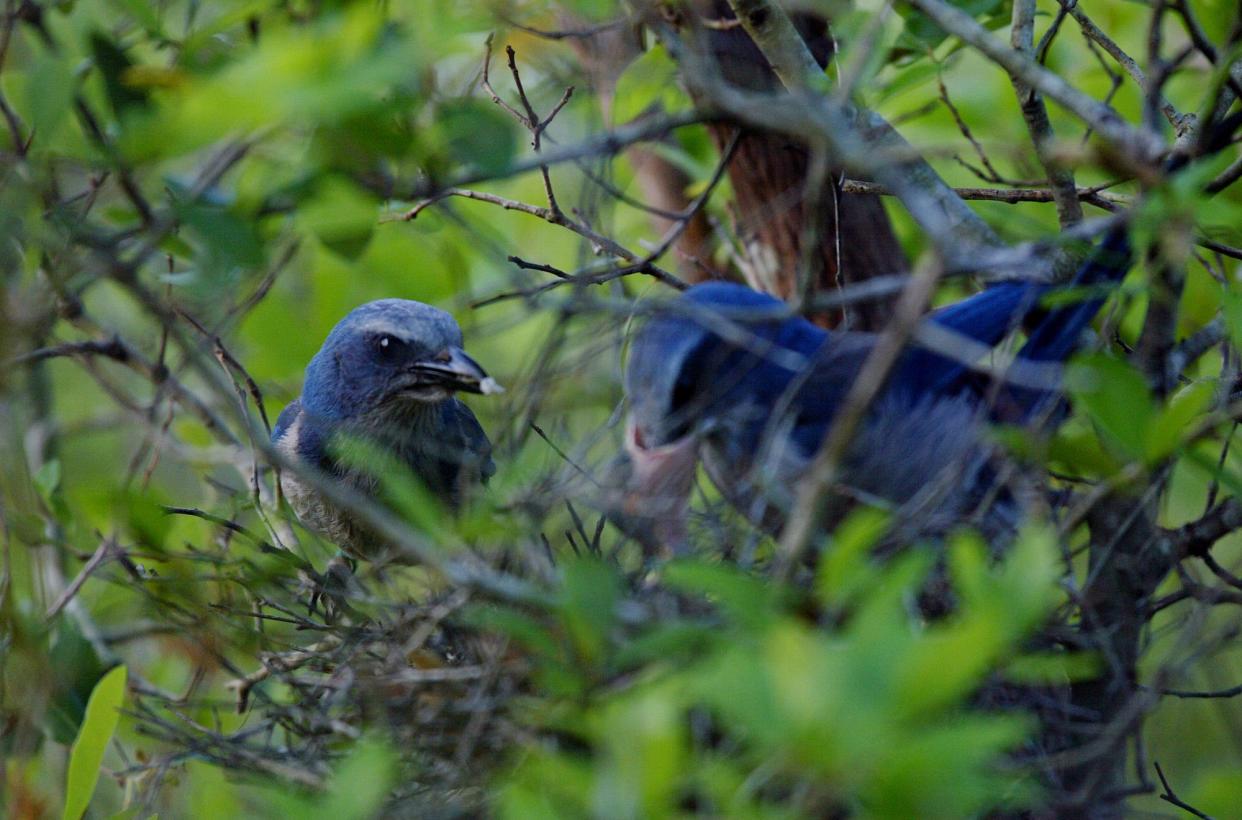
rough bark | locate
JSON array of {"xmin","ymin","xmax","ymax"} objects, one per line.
[{"xmin": 689, "ymin": 1, "xmax": 907, "ymax": 330}]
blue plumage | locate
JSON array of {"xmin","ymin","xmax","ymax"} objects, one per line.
[
  {"xmin": 273, "ymin": 299, "xmax": 500, "ymax": 560},
  {"xmin": 619, "ymin": 230, "xmax": 1133, "ymax": 545}
]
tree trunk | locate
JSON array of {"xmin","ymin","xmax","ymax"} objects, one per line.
[{"xmin": 690, "ymin": 1, "xmax": 906, "ymax": 330}]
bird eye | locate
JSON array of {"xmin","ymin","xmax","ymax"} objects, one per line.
[{"xmin": 374, "ymin": 334, "xmax": 405, "ymax": 359}]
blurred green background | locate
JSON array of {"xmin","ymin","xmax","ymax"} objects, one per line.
[{"xmin": 3, "ymin": 0, "xmax": 1242, "ymax": 816}]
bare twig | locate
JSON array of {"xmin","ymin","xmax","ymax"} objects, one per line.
[
  {"xmin": 1154, "ymin": 761, "xmax": 1216, "ymax": 819},
  {"xmin": 387, "ymin": 109, "xmax": 710, "ymax": 201},
  {"xmin": 906, "ymin": 0, "xmax": 1166, "ymax": 165},
  {"xmin": 14, "ymin": 337, "xmax": 241, "ymax": 447},
  {"xmin": 1010, "ymin": 0, "xmax": 1084, "ymax": 227},
  {"xmin": 774, "ymin": 254, "xmax": 945, "ymax": 576},
  {"xmin": 698, "ymin": 0, "xmax": 1003, "ymax": 264},
  {"xmin": 1058, "ymin": 0, "xmax": 1189, "ymax": 136},
  {"xmin": 400, "ymin": 187, "xmax": 683, "ymax": 289},
  {"xmin": 839, "ymin": 178, "xmax": 1126, "ymax": 208},
  {"xmin": 45, "ymin": 537, "xmax": 123, "ymax": 620}
]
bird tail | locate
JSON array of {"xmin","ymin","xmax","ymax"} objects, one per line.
[
  {"xmin": 1010, "ymin": 111, "xmax": 1242, "ymax": 417},
  {"xmin": 1016, "ymin": 106, "xmax": 1242, "ymax": 367},
  {"xmin": 1014, "ymin": 224, "xmax": 1132, "ymax": 365}
]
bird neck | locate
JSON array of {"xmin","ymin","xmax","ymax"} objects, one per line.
[
  {"xmin": 353, "ymin": 396, "xmax": 446, "ymax": 437},
  {"xmin": 301, "ymin": 395, "xmax": 449, "ymax": 455}
]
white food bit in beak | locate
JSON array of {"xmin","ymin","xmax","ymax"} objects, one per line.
[{"xmin": 479, "ymin": 376, "xmax": 505, "ymax": 395}]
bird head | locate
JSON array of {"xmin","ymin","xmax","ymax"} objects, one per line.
[
  {"xmin": 302, "ymin": 299, "xmax": 502, "ymax": 423},
  {"xmin": 611, "ymin": 283, "xmax": 815, "ymax": 554}
]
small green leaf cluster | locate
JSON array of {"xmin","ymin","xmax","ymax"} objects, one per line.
[{"xmin": 491, "ymin": 522, "xmax": 1068, "ymax": 818}]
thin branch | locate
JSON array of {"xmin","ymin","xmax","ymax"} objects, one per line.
[
  {"xmin": 774, "ymin": 254, "xmax": 945, "ymax": 576},
  {"xmin": 1154, "ymin": 761, "xmax": 1216, "ymax": 819},
  {"xmin": 906, "ymin": 0, "xmax": 1166, "ymax": 165},
  {"xmin": 177, "ymin": 309, "xmax": 273, "ymax": 437},
  {"xmin": 399, "ymin": 187, "xmax": 682, "ymax": 288},
  {"xmin": 1166, "ymin": 317, "xmax": 1225, "ymax": 381},
  {"xmin": 726, "ymin": 0, "xmax": 828, "ymax": 93},
  {"xmin": 388, "ymin": 110, "xmax": 709, "ymax": 201},
  {"xmin": 501, "ymin": 16, "xmax": 627, "ymax": 41},
  {"xmin": 1058, "ymin": 0, "xmax": 1190, "ymax": 136},
  {"xmin": 466, "ymin": 131, "xmax": 738, "ymax": 306},
  {"xmin": 937, "ymin": 72, "xmax": 1009, "ymax": 185},
  {"xmin": 664, "ymin": 3, "xmax": 1003, "ymax": 267},
  {"xmin": 13, "ymin": 337, "xmax": 240, "ymax": 447},
  {"xmin": 45, "ymin": 537, "xmax": 123, "ymax": 620},
  {"xmin": 839, "ymin": 178, "xmax": 1126, "ymax": 207},
  {"xmin": 1206, "ymin": 153, "xmax": 1242, "ymax": 194},
  {"xmin": 1172, "ymin": 498, "xmax": 1242, "ymax": 561},
  {"xmin": 1160, "ymin": 682, "xmax": 1242, "ymax": 700},
  {"xmin": 1010, "ymin": 0, "xmax": 1084, "ymax": 227},
  {"xmin": 481, "ymin": 38, "xmax": 576, "ymax": 215}
]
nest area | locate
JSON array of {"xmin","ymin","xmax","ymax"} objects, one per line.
[{"xmin": 5, "ymin": 2, "xmax": 1242, "ymax": 817}]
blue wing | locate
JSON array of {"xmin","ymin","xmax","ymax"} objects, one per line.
[
  {"xmin": 401, "ymin": 399, "xmax": 495, "ymax": 506},
  {"xmin": 648, "ymin": 234, "xmax": 1132, "ymax": 459},
  {"xmin": 895, "ymin": 281, "xmax": 1048, "ymax": 397},
  {"xmin": 682, "ymin": 281, "xmax": 828, "ymax": 357},
  {"xmin": 272, "ymin": 398, "xmax": 302, "ymax": 444},
  {"xmin": 894, "ymin": 228, "xmax": 1132, "ymax": 403},
  {"xmin": 442, "ymin": 398, "xmax": 495, "ymax": 485},
  {"xmin": 1017, "ymin": 228, "xmax": 1131, "ymax": 363}
]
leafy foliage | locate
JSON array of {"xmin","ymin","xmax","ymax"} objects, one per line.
[
  {"xmin": 500, "ymin": 528, "xmax": 1061, "ymax": 818},
  {"xmin": 63, "ymin": 665, "xmax": 127, "ymax": 820},
  {"xmin": 1, "ymin": 0, "xmax": 1241, "ymax": 818}
]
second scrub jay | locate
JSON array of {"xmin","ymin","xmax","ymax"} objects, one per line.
[
  {"xmin": 615, "ymin": 229, "xmax": 1133, "ymax": 550},
  {"xmin": 273, "ymin": 299, "xmax": 501, "ymax": 562}
]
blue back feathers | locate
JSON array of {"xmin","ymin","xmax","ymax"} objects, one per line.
[{"xmin": 628, "ymin": 232, "xmax": 1133, "ymax": 452}]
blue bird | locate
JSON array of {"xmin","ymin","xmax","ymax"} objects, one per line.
[
  {"xmin": 615, "ymin": 229, "xmax": 1133, "ymax": 550},
  {"xmin": 273, "ymin": 299, "xmax": 501, "ymax": 562}
]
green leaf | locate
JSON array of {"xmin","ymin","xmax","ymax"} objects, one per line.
[
  {"xmin": 817, "ymin": 506, "xmax": 890, "ymax": 607},
  {"xmin": 46, "ymin": 623, "xmax": 108, "ymax": 745},
  {"xmin": 117, "ymin": 488, "xmax": 173, "ymax": 552},
  {"xmin": 125, "ymin": 6, "xmax": 416, "ymax": 158},
  {"xmin": 596, "ymin": 690, "xmax": 686, "ymax": 815},
  {"xmin": 664, "ymin": 559, "xmax": 785, "ymax": 630},
  {"xmin": 1004, "ymin": 651, "xmax": 1100, "ymax": 684},
  {"xmin": 63, "ymin": 665, "xmax": 127, "ymax": 820},
  {"xmin": 174, "ymin": 196, "xmax": 267, "ymax": 293},
  {"xmin": 1045, "ymin": 423, "xmax": 1124, "ymax": 477},
  {"xmin": 1224, "ymin": 284, "xmax": 1242, "ymax": 354},
  {"xmin": 90, "ymin": 33, "xmax": 151, "ymax": 118},
  {"xmin": 25, "ymin": 49, "xmax": 77, "ymax": 145},
  {"xmin": 460, "ymin": 604, "xmax": 561, "ymax": 661},
  {"xmin": 895, "ymin": 0, "xmax": 1009, "ymax": 54},
  {"xmin": 874, "ymin": 58, "xmax": 940, "ymax": 104},
  {"xmin": 107, "ymin": 0, "xmax": 166, "ymax": 37},
  {"xmin": 434, "ymin": 98, "xmax": 519, "ymax": 178},
  {"xmin": 1067, "ymin": 354, "xmax": 1154, "ymax": 459},
  {"xmin": 1147, "ymin": 380, "xmax": 1215, "ymax": 462},
  {"xmin": 612, "ymin": 621, "xmax": 715, "ymax": 670},
  {"xmin": 560, "ymin": 557, "xmax": 622, "ymax": 668},
  {"xmin": 613, "ymin": 45, "xmax": 682, "ymax": 125},
  {"xmin": 327, "ymin": 432, "xmax": 453, "ymax": 539},
  {"xmin": 34, "ymin": 459, "xmax": 62, "ymax": 500},
  {"xmin": 297, "ymin": 177, "xmax": 378, "ymax": 260},
  {"xmin": 557, "ymin": 0, "xmax": 623, "ymax": 22},
  {"xmin": 319, "ymin": 736, "xmax": 398, "ymax": 820}
]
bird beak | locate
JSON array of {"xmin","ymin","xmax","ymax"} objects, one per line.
[
  {"xmin": 603, "ymin": 418, "xmax": 699, "ymax": 558},
  {"xmin": 410, "ymin": 347, "xmax": 505, "ymax": 395}
]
